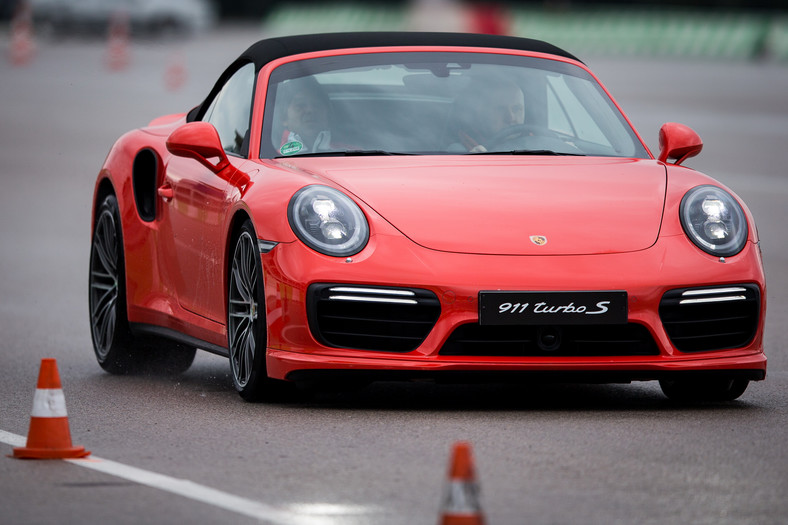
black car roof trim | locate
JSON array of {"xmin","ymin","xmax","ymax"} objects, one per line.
[{"xmin": 238, "ymin": 32, "xmax": 580, "ymax": 68}]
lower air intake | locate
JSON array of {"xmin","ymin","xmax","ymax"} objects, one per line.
[
  {"xmin": 659, "ymin": 284, "xmax": 760, "ymax": 352},
  {"xmin": 307, "ymin": 284, "xmax": 440, "ymax": 352},
  {"xmin": 440, "ymin": 323, "xmax": 659, "ymax": 357}
]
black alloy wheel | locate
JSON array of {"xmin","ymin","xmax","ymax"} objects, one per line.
[{"xmin": 228, "ymin": 220, "xmax": 273, "ymax": 401}]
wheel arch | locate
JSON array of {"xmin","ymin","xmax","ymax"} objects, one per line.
[
  {"xmin": 224, "ymin": 208, "xmax": 256, "ymax": 315},
  {"xmin": 92, "ymin": 176, "xmax": 117, "ymax": 232}
]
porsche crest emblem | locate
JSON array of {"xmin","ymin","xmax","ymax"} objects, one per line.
[{"xmin": 529, "ymin": 235, "xmax": 548, "ymax": 246}]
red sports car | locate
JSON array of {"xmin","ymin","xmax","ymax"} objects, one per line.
[{"xmin": 89, "ymin": 32, "xmax": 766, "ymax": 402}]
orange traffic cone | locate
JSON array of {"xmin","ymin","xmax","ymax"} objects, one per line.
[
  {"xmin": 105, "ymin": 11, "xmax": 130, "ymax": 71},
  {"xmin": 8, "ymin": 1, "xmax": 36, "ymax": 66},
  {"xmin": 438, "ymin": 441, "xmax": 485, "ymax": 525},
  {"xmin": 13, "ymin": 359, "xmax": 89, "ymax": 459},
  {"xmin": 164, "ymin": 50, "xmax": 187, "ymax": 91}
]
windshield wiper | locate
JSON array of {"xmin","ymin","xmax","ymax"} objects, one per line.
[
  {"xmin": 276, "ymin": 150, "xmax": 414, "ymax": 158},
  {"xmin": 344, "ymin": 150, "xmax": 416, "ymax": 156},
  {"xmin": 469, "ymin": 149, "xmax": 586, "ymax": 156}
]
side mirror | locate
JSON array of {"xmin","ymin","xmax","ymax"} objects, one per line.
[
  {"xmin": 166, "ymin": 122, "xmax": 231, "ymax": 173},
  {"xmin": 657, "ymin": 122, "xmax": 703, "ymax": 166}
]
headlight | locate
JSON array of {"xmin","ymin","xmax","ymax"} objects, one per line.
[
  {"xmin": 288, "ymin": 185, "xmax": 369, "ymax": 257},
  {"xmin": 680, "ymin": 185, "xmax": 748, "ymax": 257}
]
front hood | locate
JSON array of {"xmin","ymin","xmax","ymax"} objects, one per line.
[{"xmin": 276, "ymin": 157, "xmax": 667, "ymax": 256}]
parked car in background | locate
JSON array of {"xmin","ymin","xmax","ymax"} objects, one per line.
[{"xmin": 31, "ymin": 0, "xmax": 216, "ymax": 36}]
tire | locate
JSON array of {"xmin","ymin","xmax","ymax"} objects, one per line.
[
  {"xmin": 659, "ymin": 377, "xmax": 749, "ymax": 402},
  {"xmin": 227, "ymin": 221, "xmax": 300, "ymax": 401},
  {"xmin": 227, "ymin": 221, "xmax": 274, "ymax": 401},
  {"xmin": 89, "ymin": 194, "xmax": 195, "ymax": 375}
]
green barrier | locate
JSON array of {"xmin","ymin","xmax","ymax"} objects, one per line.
[
  {"xmin": 510, "ymin": 8, "xmax": 771, "ymax": 60},
  {"xmin": 262, "ymin": 5, "xmax": 788, "ymax": 62},
  {"xmin": 264, "ymin": 4, "xmax": 406, "ymax": 36},
  {"xmin": 767, "ymin": 16, "xmax": 788, "ymax": 61}
]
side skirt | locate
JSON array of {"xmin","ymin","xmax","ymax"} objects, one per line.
[{"xmin": 129, "ymin": 323, "xmax": 229, "ymax": 357}]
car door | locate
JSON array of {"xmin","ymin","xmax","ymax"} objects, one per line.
[{"xmin": 158, "ymin": 62, "xmax": 256, "ymax": 324}]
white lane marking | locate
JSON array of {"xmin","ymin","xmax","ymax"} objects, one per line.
[
  {"xmin": 1, "ymin": 429, "xmax": 339, "ymax": 525},
  {"xmin": 64, "ymin": 456, "xmax": 330, "ymax": 525},
  {"xmin": 0, "ymin": 429, "xmax": 26, "ymax": 447}
]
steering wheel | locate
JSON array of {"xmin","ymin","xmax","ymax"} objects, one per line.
[{"xmin": 483, "ymin": 124, "xmax": 548, "ymax": 149}]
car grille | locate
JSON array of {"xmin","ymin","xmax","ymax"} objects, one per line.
[
  {"xmin": 439, "ymin": 323, "xmax": 659, "ymax": 357},
  {"xmin": 307, "ymin": 284, "xmax": 441, "ymax": 352},
  {"xmin": 659, "ymin": 284, "xmax": 760, "ymax": 352}
]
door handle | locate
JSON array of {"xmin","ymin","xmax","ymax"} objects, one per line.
[{"xmin": 157, "ymin": 184, "xmax": 174, "ymax": 201}]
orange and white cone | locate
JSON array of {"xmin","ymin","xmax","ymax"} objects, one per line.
[
  {"xmin": 164, "ymin": 50, "xmax": 187, "ymax": 91},
  {"xmin": 438, "ymin": 441, "xmax": 485, "ymax": 525},
  {"xmin": 105, "ymin": 11, "xmax": 130, "ymax": 71},
  {"xmin": 8, "ymin": 1, "xmax": 36, "ymax": 66},
  {"xmin": 13, "ymin": 358, "xmax": 89, "ymax": 459}
]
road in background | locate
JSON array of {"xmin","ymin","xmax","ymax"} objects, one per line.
[{"xmin": 1, "ymin": 26, "xmax": 787, "ymax": 524}]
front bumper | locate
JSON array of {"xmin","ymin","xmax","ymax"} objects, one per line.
[{"xmin": 261, "ymin": 232, "xmax": 767, "ymax": 383}]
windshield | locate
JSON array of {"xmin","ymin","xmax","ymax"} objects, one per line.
[{"xmin": 261, "ymin": 52, "xmax": 648, "ymax": 159}]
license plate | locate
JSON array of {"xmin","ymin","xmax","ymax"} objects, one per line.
[{"xmin": 479, "ymin": 291, "xmax": 628, "ymax": 325}]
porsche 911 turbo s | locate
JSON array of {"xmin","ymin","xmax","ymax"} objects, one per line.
[{"xmin": 89, "ymin": 32, "xmax": 766, "ymax": 402}]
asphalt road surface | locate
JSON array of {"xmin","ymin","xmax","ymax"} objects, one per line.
[{"xmin": 1, "ymin": 27, "xmax": 787, "ymax": 525}]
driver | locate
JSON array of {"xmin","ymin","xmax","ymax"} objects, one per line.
[
  {"xmin": 278, "ymin": 78, "xmax": 333, "ymax": 155},
  {"xmin": 455, "ymin": 79, "xmax": 525, "ymax": 153}
]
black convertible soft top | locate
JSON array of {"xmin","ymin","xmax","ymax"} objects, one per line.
[
  {"xmin": 188, "ymin": 32, "xmax": 580, "ymax": 121},
  {"xmin": 237, "ymin": 32, "xmax": 579, "ymax": 68}
]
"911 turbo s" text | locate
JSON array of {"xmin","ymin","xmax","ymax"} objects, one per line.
[{"xmin": 497, "ymin": 301, "xmax": 611, "ymax": 315}]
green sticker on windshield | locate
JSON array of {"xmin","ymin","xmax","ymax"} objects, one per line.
[{"xmin": 280, "ymin": 141, "xmax": 304, "ymax": 156}]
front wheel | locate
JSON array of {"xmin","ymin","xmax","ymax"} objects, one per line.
[
  {"xmin": 228, "ymin": 220, "xmax": 285, "ymax": 401},
  {"xmin": 89, "ymin": 194, "xmax": 195, "ymax": 375},
  {"xmin": 659, "ymin": 377, "xmax": 749, "ymax": 402}
]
